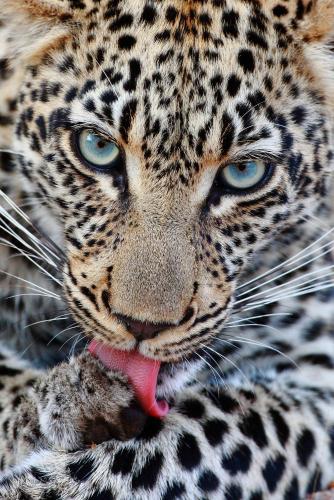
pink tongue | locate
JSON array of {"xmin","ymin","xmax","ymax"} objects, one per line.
[{"xmin": 88, "ymin": 340, "xmax": 169, "ymax": 418}]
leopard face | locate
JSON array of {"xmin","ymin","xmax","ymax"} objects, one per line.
[{"xmin": 4, "ymin": 0, "xmax": 334, "ymax": 394}]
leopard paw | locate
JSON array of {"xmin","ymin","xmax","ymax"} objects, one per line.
[{"xmin": 34, "ymin": 352, "xmax": 147, "ymax": 451}]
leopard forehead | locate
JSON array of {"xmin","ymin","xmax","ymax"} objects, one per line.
[
  {"xmin": 14, "ymin": 0, "xmax": 333, "ymax": 176},
  {"xmin": 6, "ymin": 0, "xmax": 334, "ymax": 365}
]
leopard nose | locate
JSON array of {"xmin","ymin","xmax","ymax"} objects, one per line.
[{"xmin": 115, "ymin": 314, "xmax": 172, "ymax": 341}]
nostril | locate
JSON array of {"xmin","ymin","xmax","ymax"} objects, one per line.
[{"xmin": 115, "ymin": 314, "xmax": 172, "ymax": 341}]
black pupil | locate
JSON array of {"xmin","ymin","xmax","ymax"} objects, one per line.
[
  {"xmin": 237, "ymin": 164, "xmax": 247, "ymax": 172},
  {"xmin": 97, "ymin": 139, "xmax": 107, "ymax": 149}
]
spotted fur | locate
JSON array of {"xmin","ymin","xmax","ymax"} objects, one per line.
[{"xmin": 0, "ymin": 0, "xmax": 334, "ymax": 498}]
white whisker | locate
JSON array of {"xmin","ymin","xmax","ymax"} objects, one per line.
[
  {"xmin": 217, "ymin": 335, "xmax": 298, "ymax": 368},
  {"xmin": 236, "ymin": 264, "xmax": 334, "ymax": 305},
  {"xmin": 195, "ymin": 351, "xmax": 226, "ymax": 392},
  {"xmin": 202, "ymin": 343, "xmax": 253, "ymax": 390},
  {"xmin": 226, "ymin": 313, "xmax": 292, "ymax": 325},
  {"xmin": 0, "ymin": 270, "xmax": 60, "ymax": 298},
  {"xmin": 237, "ymin": 241, "xmax": 334, "ymax": 303},
  {"xmin": 47, "ymin": 323, "xmax": 78, "ymax": 346},
  {"xmin": 24, "ymin": 314, "xmax": 70, "ymax": 329},
  {"xmin": 241, "ymin": 282, "xmax": 334, "ymax": 312},
  {"xmin": 238, "ymin": 226, "xmax": 334, "ymax": 292}
]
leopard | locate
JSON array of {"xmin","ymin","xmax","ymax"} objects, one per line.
[{"xmin": 0, "ymin": 0, "xmax": 334, "ymax": 498}]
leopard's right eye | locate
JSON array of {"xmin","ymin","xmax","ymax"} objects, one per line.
[{"xmin": 74, "ymin": 129, "xmax": 123, "ymax": 173}]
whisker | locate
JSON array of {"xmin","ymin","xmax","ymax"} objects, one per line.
[
  {"xmin": 0, "ymin": 148, "xmax": 25, "ymax": 157},
  {"xmin": 226, "ymin": 312, "xmax": 292, "ymax": 325},
  {"xmin": 217, "ymin": 335, "xmax": 298, "ymax": 369},
  {"xmin": 202, "ymin": 343, "xmax": 253, "ymax": 391},
  {"xmin": 194, "ymin": 351, "xmax": 226, "ymax": 392},
  {"xmin": 237, "ymin": 226, "xmax": 334, "ymax": 292},
  {"xmin": 58, "ymin": 331, "xmax": 83, "ymax": 352},
  {"xmin": 0, "ymin": 189, "xmax": 64, "ymax": 261},
  {"xmin": 24, "ymin": 314, "xmax": 70, "ymax": 329},
  {"xmin": 0, "ymin": 208, "xmax": 59, "ymax": 267},
  {"xmin": 242, "ymin": 281, "xmax": 334, "ymax": 311},
  {"xmin": 0, "ymin": 270, "xmax": 60, "ymax": 298},
  {"xmin": 224, "ymin": 321, "xmax": 282, "ymax": 335},
  {"xmin": 238, "ymin": 241, "xmax": 334, "ymax": 302},
  {"xmin": 3, "ymin": 293, "xmax": 56, "ymax": 300},
  {"xmin": 47, "ymin": 323, "xmax": 78, "ymax": 346},
  {"xmin": 236, "ymin": 264, "xmax": 334, "ymax": 305}
]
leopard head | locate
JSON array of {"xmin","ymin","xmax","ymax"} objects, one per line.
[{"xmin": 3, "ymin": 0, "xmax": 334, "ymax": 394}]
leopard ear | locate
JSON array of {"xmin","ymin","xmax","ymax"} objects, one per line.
[
  {"xmin": 294, "ymin": 0, "xmax": 334, "ymax": 105},
  {"xmin": 2, "ymin": 0, "xmax": 73, "ymax": 63}
]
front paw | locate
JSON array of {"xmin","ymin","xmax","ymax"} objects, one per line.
[{"xmin": 34, "ymin": 352, "xmax": 147, "ymax": 451}]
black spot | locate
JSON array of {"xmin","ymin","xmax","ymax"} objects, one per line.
[
  {"xmin": 35, "ymin": 116, "xmax": 47, "ymax": 141},
  {"xmin": 165, "ymin": 6, "xmax": 178, "ymax": 23},
  {"xmin": 0, "ymin": 366, "xmax": 22, "ymax": 377},
  {"xmin": 65, "ymin": 86, "xmax": 78, "ymax": 103},
  {"xmin": 202, "ymin": 418, "xmax": 228, "ymax": 446},
  {"xmin": 177, "ymin": 432, "xmax": 202, "ymax": 470},
  {"xmin": 68, "ymin": 456, "xmax": 95, "ymax": 481},
  {"xmin": 290, "ymin": 106, "xmax": 306, "ymax": 125},
  {"xmin": 87, "ymin": 490, "xmax": 115, "ymax": 500},
  {"xmin": 118, "ymin": 35, "xmax": 136, "ymax": 50},
  {"xmin": 239, "ymin": 410, "xmax": 268, "ymax": 448},
  {"xmin": 262, "ymin": 454, "xmax": 286, "ymax": 493},
  {"xmin": 119, "ymin": 99, "xmax": 137, "ymax": 143},
  {"xmin": 296, "ymin": 429, "xmax": 315, "ymax": 467},
  {"xmin": 123, "ymin": 59, "xmax": 141, "ymax": 92},
  {"xmin": 202, "ymin": 390, "xmax": 239, "ymax": 413},
  {"xmin": 222, "ymin": 10, "xmax": 239, "ymax": 38},
  {"xmin": 41, "ymin": 490, "xmax": 61, "ymax": 500},
  {"xmin": 250, "ymin": 492, "xmax": 263, "ymax": 500},
  {"xmin": 247, "ymin": 31, "xmax": 268, "ymax": 50},
  {"xmin": 101, "ymin": 90, "xmax": 117, "ymax": 105},
  {"xmin": 111, "ymin": 447, "xmax": 136, "ymax": 475},
  {"xmin": 221, "ymin": 113, "xmax": 235, "ymax": 154},
  {"xmin": 225, "ymin": 483, "xmax": 243, "ymax": 500},
  {"xmin": 198, "ymin": 470, "xmax": 220, "ymax": 492},
  {"xmin": 84, "ymin": 99, "xmax": 96, "ymax": 113},
  {"xmin": 284, "ymin": 476, "xmax": 299, "ymax": 500},
  {"xmin": 162, "ymin": 481, "xmax": 185, "ymax": 500},
  {"xmin": 80, "ymin": 80, "xmax": 96, "ymax": 96},
  {"xmin": 141, "ymin": 5, "xmax": 156, "ymax": 24},
  {"xmin": 131, "ymin": 451, "xmax": 163, "ymax": 489},
  {"xmin": 221, "ymin": 443, "xmax": 252, "ymax": 475},
  {"xmin": 273, "ymin": 5, "xmax": 289, "ymax": 17},
  {"xmin": 178, "ymin": 398, "xmax": 205, "ymax": 419},
  {"xmin": 58, "ymin": 55, "xmax": 75, "ymax": 73},
  {"xmin": 269, "ymin": 408, "xmax": 290, "ymax": 447},
  {"xmin": 297, "ymin": 353, "xmax": 333, "ymax": 369},
  {"xmin": 110, "ymin": 14, "xmax": 133, "ymax": 31},
  {"xmin": 30, "ymin": 467, "xmax": 50, "ymax": 483},
  {"xmin": 226, "ymin": 74, "xmax": 241, "ymax": 97},
  {"xmin": 238, "ymin": 49, "xmax": 255, "ymax": 73}
]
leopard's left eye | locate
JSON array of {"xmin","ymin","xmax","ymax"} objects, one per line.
[{"xmin": 221, "ymin": 160, "xmax": 267, "ymax": 190}]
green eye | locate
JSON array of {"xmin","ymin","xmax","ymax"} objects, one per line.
[
  {"xmin": 221, "ymin": 160, "xmax": 267, "ymax": 190},
  {"xmin": 76, "ymin": 129, "xmax": 121, "ymax": 170}
]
